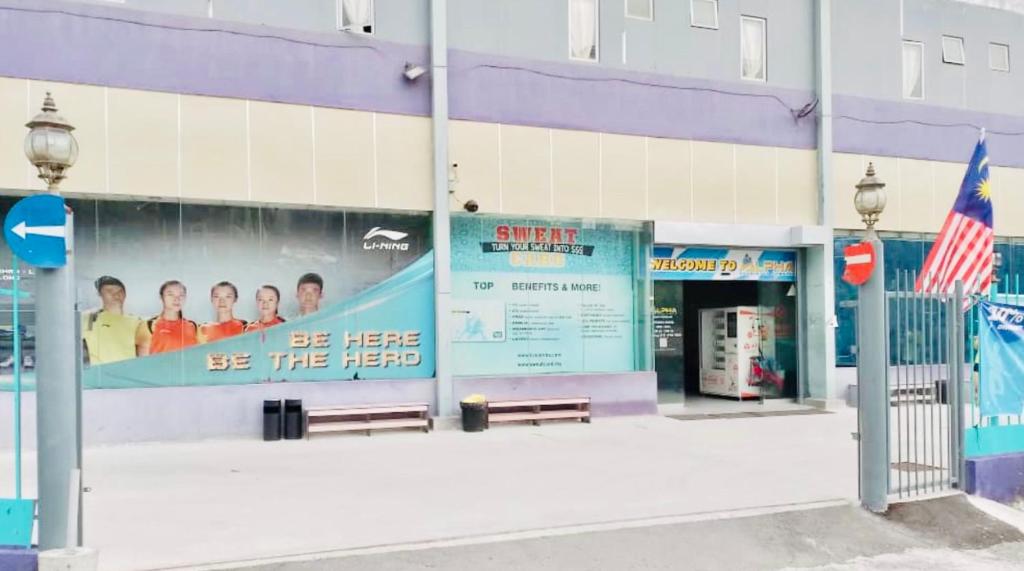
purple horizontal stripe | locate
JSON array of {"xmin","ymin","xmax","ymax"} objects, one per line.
[
  {"xmin": 7, "ymin": 0, "xmax": 1024, "ymax": 165},
  {"xmin": 834, "ymin": 95, "xmax": 1024, "ymax": 168},
  {"xmin": 0, "ymin": 0, "xmax": 815, "ymax": 150},
  {"xmin": 448, "ymin": 51, "xmax": 818, "ymax": 149},
  {"xmin": 0, "ymin": 0, "xmax": 430, "ymax": 116}
]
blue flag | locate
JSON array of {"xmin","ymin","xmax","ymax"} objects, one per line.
[
  {"xmin": 953, "ymin": 135, "xmax": 993, "ymax": 228},
  {"xmin": 979, "ymin": 301, "xmax": 1024, "ymax": 416}
]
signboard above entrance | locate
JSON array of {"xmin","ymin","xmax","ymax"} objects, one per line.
[{"xmin": 651, "ymin": 247, "xmax": 796, "ymax": 282}]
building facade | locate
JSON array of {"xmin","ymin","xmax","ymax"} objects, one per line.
[{"xmin": 0, "ymin": 0, "xmax": 1021, "ymax": 445}]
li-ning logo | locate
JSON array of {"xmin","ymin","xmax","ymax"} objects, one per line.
[{"xmin": 363, "ymin": 227, "xmax": 410, "ymax": 251}]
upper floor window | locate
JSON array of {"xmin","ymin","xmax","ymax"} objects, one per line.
[
  {"xmin": 903, "ymin": 41, "xmax": 924, "ymax": 99},
  {"xmin": 691, "ymin": 0, "xmax": 719, "ymax": 29},
  {"xmin": 570, "ymin": 0, "xmax": 599, "ymax": 61},
  {"xmin": 626, "ymin": 0, "xmax": 653, "ymax": 21},
  {"xmin": 941, "ymin": 35, "xmax": 965, "ymax": 65},
  {"xmin": 990, "ymin": 43, "xmax": 1010, "ymax": 72},
  {"xmin": 740, "ymin": 16, "xmax": 767, "ymax": 81},
  {"xmin": 339, "ymin": 0, "xmax": 374, "ymax": 35}
]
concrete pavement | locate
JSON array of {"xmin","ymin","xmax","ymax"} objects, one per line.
[
  {"xmin": 1, "ymin": 408, "xmax": 859, "ymax": 570},
  {"xmin": 193, "ymin": 495, "xmax": 1024, "ymax": 571}
]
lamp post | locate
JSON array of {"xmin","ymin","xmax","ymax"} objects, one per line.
[
  {"xmin": 25, "ymin": 92, "xmax": 83, "ymax": 550},
  {"xmin": 853, "ymin": 163, "xmax": 888, "ymax": 513}
]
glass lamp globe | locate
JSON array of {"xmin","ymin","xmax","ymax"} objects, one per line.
[
  {"xmin": 854, "ymin": 163, "xmax": 887, "ymax": 230},
  {"xmin": 24, "ymin": 93, "xmax": 78, "ymax": 190}
]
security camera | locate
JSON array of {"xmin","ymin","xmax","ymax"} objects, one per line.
[
  {"xmin": 464, "ymin": 200, "xmax": 479, "ymax": 213},
  {"xmin": 403, "ymin": 63, "xmax": 427, "ymax": 81}
]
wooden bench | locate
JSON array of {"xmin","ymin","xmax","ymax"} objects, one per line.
[
  {"xmin": 486, "ymin": 397, "xmax": 591, "ymax": 426},
  {"xmin": 304, "ymin": 403, "xmax": 432, "ymax": 437}
]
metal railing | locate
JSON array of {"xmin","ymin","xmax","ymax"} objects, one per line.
[{"xmin": 884, "ymin": 272, "xmax": 964, "ymax": 497}]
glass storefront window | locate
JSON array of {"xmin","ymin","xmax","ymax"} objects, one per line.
[{"xmin": 450, "ymin": 214, "xmax": 652, "ymax": 376}]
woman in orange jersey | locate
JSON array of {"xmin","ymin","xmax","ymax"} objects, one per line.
[
  {"xmin": 135, "ymin": 280, "xmax": 200, "ymax": 356},
  {"xmin": 244, "ymin": 285, "xmax": 287, "ymax": 333},
  {"xmin": 199, "ymin": 281, "xmax": 247, "ymax": 342}
]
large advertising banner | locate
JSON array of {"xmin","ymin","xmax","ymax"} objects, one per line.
[
  {"xmin": 651, "ymin": 246, "xmax": 796, "ymax": 282},
  {"xmin": 0, "ymin": 198, "xmax": 435, "ymax": 390},
  {"xmin": 451, "ymin": 216, "xmax": 641, "ymax": 376},
  {"xmin": 979, "ymin": 301, "xmax": 1024, "ymax": 416}
]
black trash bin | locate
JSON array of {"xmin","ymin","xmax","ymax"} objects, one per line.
[
  {"xmin": 460, "ymin": 401, "xmax": 487, "ymax": 432},
  {"xmin": 284, "ymin": 399, "xmax": 304, "ymax": 439},
  {"xmin": 263, "ymin": 399, "xmax": 282, "ymax": 441}
]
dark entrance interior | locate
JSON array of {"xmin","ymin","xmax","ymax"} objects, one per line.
[{"xmin": 654, "ymin": 280, "xmax": 799, "ymax": 400}]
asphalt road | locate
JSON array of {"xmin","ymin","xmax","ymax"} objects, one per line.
[{"xmin": 211, "ymin": 496, "xmax": 1024, "ymax": 571}]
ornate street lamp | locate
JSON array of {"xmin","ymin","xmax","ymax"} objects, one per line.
[
  {"xmin": 24, "ymin": 92, "xmax": 78, "ymax": 192},
  {"xmin": 854, "ymin": 162, "xmax": 886, "ymax": 232}
]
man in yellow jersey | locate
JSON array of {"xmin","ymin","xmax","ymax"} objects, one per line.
[{"xmin": 81, "ymin": 276, "xmax": 142, "ymax": 365}]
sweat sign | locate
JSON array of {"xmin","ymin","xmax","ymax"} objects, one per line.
[{"xmin": 450, "ymin": 216, "xmax": 642, "ymax": 376}]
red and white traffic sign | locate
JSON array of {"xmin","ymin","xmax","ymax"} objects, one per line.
[{"xmin": 842, "ymin": 242, "xmax": 876, "ymax": 286}]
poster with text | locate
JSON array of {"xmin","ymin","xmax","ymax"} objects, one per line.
[
  {"xmin": 0, "ymin": 197, "xmax": 435, "ymax": 390},
  {"xmin": 451, "ymin": 216, "xmax": 643, "ymax": 376}
]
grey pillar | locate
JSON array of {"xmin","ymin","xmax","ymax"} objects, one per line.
[
  {"xmin": 430, "ymin": 0, "xmax": 454, "ymax": 416},
  {"xmin": 857, "ymin": 235, "xmax": 888, "ymax": 513},
  {"xmin": 36, "ymin": 209, "xmax": 82, "ymax": 549},
  {"xmin": 812, "ymin": 0, "xmax": 837, "ymax": 404}
]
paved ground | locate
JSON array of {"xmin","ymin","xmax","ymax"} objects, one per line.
[
  {"xmin": 1, "ymin": 408, "xmax": 858, "ymax": 570},
  {"xmin": 193, "ymin": 495, "xmax": 1024, "ymax": 571}
]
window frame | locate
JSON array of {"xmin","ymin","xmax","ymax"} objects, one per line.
[
  {"xmin": 739, "ymin": 15, "xmax": 767, "ymax": 82},
  {"xmin": 989, "ymin": 42, "xmax": 1011, "ymax": 72},
  {"xmin": 625, "ymin": 0, "xmax": 654, "ymax": 22},
  {"xmin": 690, "ymin": 0, "xmax": 719, "ymax": 30},
  {"xmin": 941, "ymin": 35, "xmax": 965, "ymax": 65},
  {"xmin": 902, "ymin": 40, "xmax": 925, "ymax": 100},
  {"xmin": 337, "ymin": 0, "xmax": 375, "ymax": 36},
  {"xmin": 568, "ymin": 0, "xmax": 600, "ymax": 62}
]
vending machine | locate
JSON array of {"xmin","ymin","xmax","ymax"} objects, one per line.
[{"xmin": 698, "ymin": 306, "xmax": 777, "ymax": 399}]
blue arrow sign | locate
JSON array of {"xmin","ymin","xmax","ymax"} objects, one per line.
[{"xmin": 3, "ymin": 194, "xmax": 68, "ymax": 268}]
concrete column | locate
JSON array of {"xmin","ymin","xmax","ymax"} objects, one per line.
[
  {"xmin": 811, "ymin": 0, "xmax": 837, "ymax": 406},
  {"xmin": 35, "ymin": 210, "xmax": 82, "ymax": 549},
  {"xmin": 857, "ymin": 236, "xmax": 888, "ymax": 513},
  {"xmin": 430, "ymin": 0, "xmax": 454, "ymax": 416},
  {"xmin": 804, "ymin": 244, "xmax": 837, "ymax": 403}
]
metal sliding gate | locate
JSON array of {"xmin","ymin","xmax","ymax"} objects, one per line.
[{"xmin": 883, "ymin": 273, "xmax": 966, "ymax": 498}]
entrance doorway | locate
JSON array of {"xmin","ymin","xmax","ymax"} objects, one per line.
[{"xmin": 653, "ymin": 279, "xmax": 801, "ymax": 410}]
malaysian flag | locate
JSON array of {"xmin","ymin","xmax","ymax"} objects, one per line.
[{"xmin": 915, "ymin": 133, "xmax": 994, "ymax": 302}]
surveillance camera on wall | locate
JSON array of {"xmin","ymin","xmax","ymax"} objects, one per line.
[
  {"xmin": 403, "ymin": 63, "xmax": 426, "ymax": 81},
  {"xmin": 464, "ymin": 200, "xmax": 479, "ymax": 213}
]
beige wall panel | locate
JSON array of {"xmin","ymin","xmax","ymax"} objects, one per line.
[
  {"xmin": 0, "ymin": 78, "xmax": 26, "ymax": 190},
  {"xmin": 991, "ymin": 166, "xmax": 1024, "ymax": 237},
  {"xmin": 500, "ymin": 125, "xmax": 550, "ymax": 215},
  {"xmin": 600, "ymin": 133, "xmax": 645, "ymax": 220},
  {"xmin": 932, "ymin": 160, "xmax": 966, "ymax": 227},
  {"xmin": 249, "ymin": 101, "xmax": 314, "ymax": 205},
  {"xmin": 896, "ymin": 158, "xmax": 933, "ymax": 233},
  {"xmin": 647, "ymin": 137, "xmax": 692, "ymax": 222},
  {"xmin": 375, "ymin": 113, "xmax": 432, "ymax": 211},
  {"xmin": 832, "ymin": 153, "xmax": 866, "ymax": 230},
  {"xmin": 734, "ymin": 144, "xmax": 776, "ymax": 225},
  {"xmin": 691, "ymin": 141, "xmax": 735, "ymax": 224},
  {"xmin": 314, "ymin": 107, "xmax": 375, "ymax": 208},
  {"xmin": 449, "ymin": 120, "xmax": 500, "ymax": 214},
  {"xmin": 107, "ymin": 88, "xmax": 177, "ymax": 198},
  {"xmin": 550, "ymin": 129, "xmax": 599, "ymax": 218},
  {"xmin": 776, "ymin": 148, "xmax": 818, "ymax": 225},
  {"xmin": 30, "ymin": 81, "xmax": 107, "ymax": 194},
  {"xmin": 179, "ymin": 95, "xmax": 247, "ymax": 202}
]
